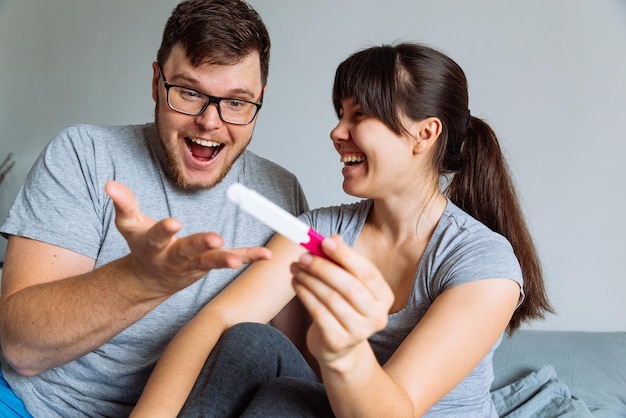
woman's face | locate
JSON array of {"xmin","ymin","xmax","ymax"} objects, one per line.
[{"xmin": 330, "ymin": 97, "xmax": 418, "ymax": 199}]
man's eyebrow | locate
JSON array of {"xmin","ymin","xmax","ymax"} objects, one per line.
[
  {"xmin": 168, "ymin": 74, "xmax": 258, "ymax": 100},
  {"xmin": 166, "ymin": 72, "xmax": 199, "ymax": 85},
  {"xmin": 225, "ymin": 88, "xmax": 259, "ymax": 101}
]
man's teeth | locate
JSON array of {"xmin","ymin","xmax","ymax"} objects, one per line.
[
  {"xmin": 340, "ymin": 154, "xmax": 366, "ymax": 164},
  {"xmin": 190, "ymin": 137, "xmax": 222, "ymax": 147}
]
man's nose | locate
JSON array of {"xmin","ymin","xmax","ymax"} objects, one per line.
[{"xmin": 195, "ymin": 103, "xmax": 224, "ymax": 130}]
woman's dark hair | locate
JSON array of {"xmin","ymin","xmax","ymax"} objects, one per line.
[
  {"xmin": 332, "ymin": 43, "xmax": 553, "ymax": 333},
  {"xmin": 157, "ymin": 0, "xmax": 271, "ymax": 86}
]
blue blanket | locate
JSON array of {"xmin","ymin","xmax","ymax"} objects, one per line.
[{"xmin": 491, "ymin": 365, "xmax": 593, "ymax": 417}]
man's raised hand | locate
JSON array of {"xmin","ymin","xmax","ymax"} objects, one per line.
[{"xmin": 105, "ymin": 181, "xmax": 272, "ymax": 296}]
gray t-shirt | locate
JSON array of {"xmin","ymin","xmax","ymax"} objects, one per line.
[
  {"xmin": 0, "ymin": 123, "xmax": 308, "ymax": 417},
  {"xmin": 300, "ymin": 199, "xmax": 524, "ymax": 417}
]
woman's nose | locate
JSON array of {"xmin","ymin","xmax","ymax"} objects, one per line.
[{"xmin": 330, "ymin": 120, "xmax": 349, "ymax": 143}]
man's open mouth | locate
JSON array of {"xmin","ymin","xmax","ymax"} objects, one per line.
[{"xmin": 186, "ymin": 137, "xmax": 224, "ymax": 160}]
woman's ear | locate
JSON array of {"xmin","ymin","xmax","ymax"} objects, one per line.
[{"xmin": 412, "ymin": 117, "xmax": 442, "ymax": 154}]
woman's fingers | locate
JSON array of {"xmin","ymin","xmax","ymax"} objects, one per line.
[
  {"xmin": 292, "ymin": 235, "xmax": 394, "ymax": 344},
  {"xmin": 320, "ymin": 236, "xmax": 395, "ymax": 306},
  {"xmin": 293, "ymin": 277, "xmax": 354, "ymax": 359},
  {"xmin": 293, "ymin": 266, "xmax": 374, "ymax": 340},
  {"xmin": 295, "ymin": 235, "xmax": 394, "ymax": 318}
]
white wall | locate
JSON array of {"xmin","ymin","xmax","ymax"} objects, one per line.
[{"xmin": 1, "ymin": 0, "xmax": 624, "ymax": 331}]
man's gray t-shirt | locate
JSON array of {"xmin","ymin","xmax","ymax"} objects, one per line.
[
  {"xmin": 0, "ymin": 124, "xmax": 308, "ymax": 417},
  {"xmin": 300, "ymin": 199, "xmax": 524, "ymax": 417}
]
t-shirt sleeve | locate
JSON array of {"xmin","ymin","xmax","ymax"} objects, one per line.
[
  {"xmin": 298, "ymin": 202, "xmax": 366, "ymax": 248},
  {"xmin": 430, "ymin": 231, "xmax": 525, "ymax": 306},
  {"xmin": 0, "ymin": 126, "xmax": 108, "ymax": 258}
]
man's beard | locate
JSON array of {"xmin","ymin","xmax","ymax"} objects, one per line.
[{"xmin": 154, "ymin": 103, "xmax": 239, "ymax": 191}]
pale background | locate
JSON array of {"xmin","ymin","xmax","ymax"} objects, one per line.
[{"xmin": 0, "ymin": 1, "xmax": 624, "ymax": 331}]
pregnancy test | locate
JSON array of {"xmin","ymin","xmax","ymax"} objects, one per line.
[{"xmin": 227, "ymin": 183, "xmax": 326, "ymax": 258}]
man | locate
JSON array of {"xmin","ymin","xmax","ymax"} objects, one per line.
[{"xmin": 0, "ymin": 1, "xmax": 308, "ymax": 416}]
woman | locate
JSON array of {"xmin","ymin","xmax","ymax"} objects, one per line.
[{"xmin": 131, "ymin": 42, "xmax": 553, "ymax": 417}]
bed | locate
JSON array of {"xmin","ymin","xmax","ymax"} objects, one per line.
[{"xmin": 491, "ymin": 330, "xmax": 626, "ymax": 417}]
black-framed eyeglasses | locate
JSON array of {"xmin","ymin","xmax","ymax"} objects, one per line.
[{"xmin": 159, "ymin": 69, "xmax": 263, "ymax": 125}]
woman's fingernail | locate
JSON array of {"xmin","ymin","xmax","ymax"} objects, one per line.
[
  {"xmin": 322, "ymin": 237, "xmax": 337, "ymax": 251},
  {"xmin": 300, "ymin": 253, "xmax": 313, "ymax": 265}
]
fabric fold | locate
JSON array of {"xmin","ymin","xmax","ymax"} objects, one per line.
[{"xmin": 491, "ymin": 364, "xmax": 593, "ymax": 417}]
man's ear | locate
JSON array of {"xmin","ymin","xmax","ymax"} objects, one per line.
[
  {"xmin": 151, "ymin": 62, "xmax": 160, "ymax": 102},
  {"xmin": 412, "ymin": 117, "xmax": 442, "ymax": 154}
]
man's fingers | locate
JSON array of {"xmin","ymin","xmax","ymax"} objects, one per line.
[
  {"xmin": 175, "ymin": 233, "xmax": 226, "ymax": 259},
  {"xmin": 106, "ymin": 181, "xmax": 180, "ymax": 249},
  {"xmin": 105, "ymin": 181, "xmax": 271, "ymax": 286},
  {"xmin": 192, "ymin": 246, "xmax": 272, "ymax": 270},
  {"xmin": 230, "ymin": 246, "xmax": 272, "ymax": 265},
  {"xmin": 144, "ymin": 218, "xmax": 183, "ymax": 252},
  {"xmin": 105, "ymin": 181, "xmax": 140, "ymax": 221},
  {"xmin": 106, "ymin": 180, "xmax": 158, "ymax": 235}
]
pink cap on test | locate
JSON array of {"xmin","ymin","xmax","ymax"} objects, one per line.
[{"xmin": 301, "ymin": 229, "xmax": 327, "ymax": 259}]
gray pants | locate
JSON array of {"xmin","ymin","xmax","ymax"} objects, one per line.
[{"xmin": 179, "ymin": 322, "xmax": 335, "ymax": 418}]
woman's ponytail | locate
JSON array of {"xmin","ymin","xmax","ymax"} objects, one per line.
[{"xmin": 446, "ymin": 116, "xmax": 554, "ymax": 333}]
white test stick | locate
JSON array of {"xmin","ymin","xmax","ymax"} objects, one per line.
[{"xmin": 227, "ymin": 183, "xmax": 325, "ymax": 257}]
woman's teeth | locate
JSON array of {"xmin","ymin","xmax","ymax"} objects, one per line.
[{"xmin": 340, "ymin": 153, "xmax": 366, "ymax": 166}]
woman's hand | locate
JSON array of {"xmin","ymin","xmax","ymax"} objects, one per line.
[{"xmin": 290, "ymin": 235, "xmax": 394, "ymax": 371}]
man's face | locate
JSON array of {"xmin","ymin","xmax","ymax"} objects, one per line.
[{"xmin": 152, "ymin": 43, "xmax": 265, "ymax": 190}]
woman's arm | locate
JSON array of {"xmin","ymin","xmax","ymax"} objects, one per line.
[
  {"xmin": 292, "ymin": 236, "xmax": 520, "ymax": 418},
  {"xmin": 130, "ymin": 234, "xmax": 305, "ymax": 418},
  {"xmin": 381, "ymin": 278, "xmax": 519, "ymax": 415}
]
